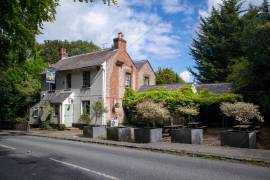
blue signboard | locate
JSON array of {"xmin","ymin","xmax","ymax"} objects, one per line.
[{"xmin": 46, "ymin": 68, "xmax": 56, "ymax": 84}]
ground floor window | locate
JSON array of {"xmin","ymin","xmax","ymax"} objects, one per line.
[
  {"xmin": 54, "ymin": 104, "xmax": 60, "ymax": 116},
  {"xmin": 82, "ymin": 101, "xmax": 90, "ymax": 115},
  {"xmin": 144, "ymin": 76, "xmax": 149, "ymax": 86},
  {"xmin": 33, "ymin": 108, "xmax": 38, "ymax": 117}
]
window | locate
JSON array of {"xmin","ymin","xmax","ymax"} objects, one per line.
[
  {"xmin": 33, "ymin": 108, "xmax": 38, "ymax": 117},
  {"xmin": 54, "ymin": 104, "xmax": 59, "ymax": 116},
  {"xmin": 66, "ymin": 73, "xmax": 71, "ymax": 89},
  {"xmin": 83, "ymin": 71, "xmax": 91, "ymax": 87},
  {"xmin": 144, "ymin": 76, "xmax": 149, "ymax": 86},
  {"xmin": 82, "ymin": 101, "xmax": 90, "ymax": 115},
  {"xmin": 125, "ymin": 73, "xmax": 131, "ymax": 87}
]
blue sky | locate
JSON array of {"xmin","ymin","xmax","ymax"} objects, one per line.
[{"xmin": 37, "ymin": 0, "xmax": 263, "ymax": 82}]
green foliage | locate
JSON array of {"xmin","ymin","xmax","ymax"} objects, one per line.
[
  {"xmin": 58, "ymin": 124, "xmax": 66, "ymax": 130},
  {"xmin": 0, "ymin": 57, "xmax": 46, "ymax": 121},
  {"xmin": 41, "ymin": 121, "xmax": 52, "ymax": 130},
  {"xmin": 15, "ymin": 117, "xmax": 28, "ymax": 124},
  {"xmin": 174, "ymin": 106, "xmax": 199, "ymax": 125},
  {"xmin": 155, "ymin": 67, "xmax": 184, "ymax": 84},
  {"xmin": 79, "ymin": 114, "xmax": 91, "ymax": 124},
  {"xmin": 37, "ymin": 40, "xmax": 100, "ymax": 63},
  {"xmin": 136, "ymin": 99, "xmax": 171, "ymax": 127},
  {"xmin": 92, "ymin": 100, "xmax": 107, "ymax": 125},
  {"xmin": 75, "ymin": 0, "xmax": 118, "ymax": 6},
  {"xmin": 190, "ymin": 0, "xmax": 243, "ymax": 83},
  {"xmin": 123, "ymin": 85, "xmax": 242, "ymax": 125},
  {"xmin": 0, "ymin": 0, "xmax": 59, "ymax": 68}
]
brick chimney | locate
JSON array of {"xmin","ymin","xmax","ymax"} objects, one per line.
[
  {"xmin": 113, "ymin": 32, "xmax": 126, "ymax": 51},
  {"xmin": 59, "ymin": 47, "xmax": 68, "ymax": 59}
]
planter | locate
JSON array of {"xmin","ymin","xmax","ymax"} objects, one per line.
[
  {"xmin": 134, "ymin": 128, "xmax": 162, "ymax": 143},
  {"xmin": 83, "ymin": 126, "xmax": 106, "ymax": 139},
  {"xmin": 14, "ymin": 123, "xmax": 29, "ymax": 131},
  {"xmin": 107, "ymin": 127, "xmax": 131, "ymax": 142},
  {"xmin": 171, "ymin": 128, "xmax": 203, "ymax": 144},
  {"xmin": 220, "ymin": 130, "xmax": 256, "ymax": 149}
]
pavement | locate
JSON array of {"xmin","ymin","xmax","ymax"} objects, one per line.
[
  {"xmin": 0, "ymin": 133, "xmax": 270, "ymax": 180},
  {"xmin": 1, "ymin": 129, "xmax": 270, "ymax": 165}
]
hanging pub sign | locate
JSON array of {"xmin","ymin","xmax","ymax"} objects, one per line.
[{"xmin": 46, "ymin": 68, "xmax": 56, "ymax": 84}]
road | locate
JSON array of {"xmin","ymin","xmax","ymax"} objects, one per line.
[{"xmin": 0, "ymin": 133, "xmax": 269, "ymax": 180}]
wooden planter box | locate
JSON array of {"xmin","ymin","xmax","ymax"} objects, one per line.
[
  {"xmin": 83, "ymin": 126, "xmax": 107, "ymax": 139},
  {"xmin": 134, "ymin": 128, "xmax": 162, "ymax": 143},
  {"xmin": 220, "ymin": 130, "xmax": 256, "ymax": 149},
  {"xmin": 14, "ymin": 123, "xmax": 29, "ymax": 131},
  {"xmin": 107, "ymin": 127, "xmax": 131, "ymax": 142},
  {"xmin": 171, "ymin": 128, "xmax": 203, "ymax": 144}
]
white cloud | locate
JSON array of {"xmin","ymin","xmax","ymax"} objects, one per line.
[
  {"xmin": 37, "ymin": 0, "xmax": 182, "ymax": 60},
  {"xmin": 161, "ymin": 0, "xmax": 193, "ymax": 14},
  {"xmin": 180, "ymin": 71, "xmax": 194, "ymax": 83}
]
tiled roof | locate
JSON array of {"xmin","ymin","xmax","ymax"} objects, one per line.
[
  {"xmin": 134, "ymin": 60, "xmax": 148, "ymax": 69},
  {"xmin": 195, "ymin": 83, "xmax": 233, "ymax": 94},
  {"xmin": 52, "ymin": 48, "xmax": 118, "ymax": 71},
  {"xmin": 138, "ymin": 83, "xmax": 190, "ymax": 92},
  {"xmin": 42, "ymin": 92, "xmax": 71, "ymax": 103},
  {"xmin": 138, "ymin": 83, "xmax": 233, "ymax": 94}
]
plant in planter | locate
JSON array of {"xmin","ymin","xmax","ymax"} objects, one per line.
[
  {"xmin": 58, "ymin": 124, "xmax": 66, "ymax": 131},
  {"xmin": 171, "ymin": 106, "xmax": 203, "ymax": 144},
  {"xmin": 14, "ymin": 117, "xmax": 29, "ymax": 131},
  {"xmin": 220, "ymin": 102, "xmax": 264, "ymax": 148},
  {"xmin": 134, "ymin": 99, "xmax": 171, "ymax": 143},
  {"xmin": 83, "ymin": 100, "xmax": 107, "ymax": 139}
]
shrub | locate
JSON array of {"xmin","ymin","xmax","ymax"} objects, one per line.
[
  {"xmin": 58, "ymin": 124, "xmax": 66, "ymax": 130},
  {"xmin": 79, "ymin": 114, "xmax": 91, "ymax": 124},
  {"xmin": 136, "ymin": 99, "xmax": 171, "ymax": 127},
  {"xmin": 220, "ymin": 102, "xmax": 264, "ymax": 124},
  {"xmin": 175, "ymin": 106, "xmax": 199, "ymax": 125},
  {"xmin": 41, "ymin": 121, "xmax": 52, "ymax": 130},
  {"xmin": 15, "ymin": 117, "xmax": 28, "ymax": 123},
  {"xmin": 92, "ymin": 100, "xmax": 107, "ymax": 125}
]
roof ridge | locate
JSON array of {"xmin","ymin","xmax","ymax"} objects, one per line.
[{"xmin": 58, "ymin": 48, "xmax": 116, "ymax": 62}]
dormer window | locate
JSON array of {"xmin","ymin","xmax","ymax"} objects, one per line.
[
  {"xmin": 125, "ymin": 72, "xmax": 131, "ymax": 88},
  {"xmin": 83, "ymin": 71, "xmax": 91, "ymax": 88}
]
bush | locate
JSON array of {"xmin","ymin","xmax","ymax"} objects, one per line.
[
  {"xmin": 136, "ymin": 99, "xmax": 171, "ymax": 127},
  {"xmin": 123, "ymin": 86, "xmax": 242, "ymax": 126},
  {"xmin": 220, "ymin": 102, "xmax": 264, "ymax": 124},
  {"xmin": 79, "ymin": 114, "xmax": 91, "ymax": 124},
  {"xmin": 58, "ymin": 124, "xmax": 66, "ymax": 130},
  {"xmin": 15, "ymin": 117, "xmax": 28, "ymax": 124},
  {"xmin": 174, "ymin": 106, "xmax": 199, "ymax": 125},
  {"xmin": 92, "ymin": 100, "xmax": 107, "ymax": 125},
  {"xmin": 41, "ymin": 121, "xmax": 52, "ymax": 130}
]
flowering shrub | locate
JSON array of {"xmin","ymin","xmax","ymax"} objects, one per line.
[
  {"xmin": 136, "ymin": 99, "xmax": 171, "ymax": 127},
  {"xmin": 220, "ymin": 102, "xmax": 264, "ymax": 124},
  {"xmin": 175, "ymin": 106, "xmax": 199, "ymax": 125}
]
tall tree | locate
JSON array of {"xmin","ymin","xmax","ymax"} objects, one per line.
[
  {"xmin": 190, "ymin": 0, "xmax": 242, "ymax": 83},
  {"xmin": 37, "ymin": 40, "xmax": 100, "ymax": 63},
  {"xmin": 156, "ymin": 68, "xmax": 185, "ymax": 84}
]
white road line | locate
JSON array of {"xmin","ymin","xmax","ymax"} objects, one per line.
[
  {"xmin": 49, "ymin": 158, "xmax": 120, "ymax": 180},
  {"xmin": 0, "ymin": 144, "xmax": 16, "ymax": 150}
]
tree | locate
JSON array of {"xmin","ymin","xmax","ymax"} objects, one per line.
[
  {"xmin": 190, "ymin": 0, "xmax": 243, "ymax": 83},
  {"xmin": 37, "ymin": 40, "xmax": 100, "ymax": 63},
  {"xmin": 220, "ymin": 102, "xmax": 264, "ymax": 125},
  {"xmin": 136, "ymin": 99, "xmax": 171, "ymax": 127},
  {"xmin": 155, "ymin": 67, "xmax": 184, "ymax": 84},
  {"xmin": 92, "ymin": 100, "xmax": 107, "ymax": 125},
  {"xmin": 0, "ymin": 0, "xmax": 59, "ymax": 69}
]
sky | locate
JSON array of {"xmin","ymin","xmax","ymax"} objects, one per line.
[{"xmin": 37, "ymin": 0, "xmax": 263, "ymax": 82}]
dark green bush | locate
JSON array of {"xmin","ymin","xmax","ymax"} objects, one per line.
[{"xmin": 41, "ymin": 121, "xmax": 52, "ymax": 130}]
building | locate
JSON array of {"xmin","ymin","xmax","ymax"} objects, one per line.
[{"xmin": 30, "ymin": 32, "xmax": 156, "ymax": 127}]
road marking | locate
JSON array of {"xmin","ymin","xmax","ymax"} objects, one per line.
[
  {"xmin": 49, "ymin": 158, "xmax": 120, "ymax": 180},
  {"xmin": 0, "ymin": 144, "xmax": 16, "ymax": 150}
]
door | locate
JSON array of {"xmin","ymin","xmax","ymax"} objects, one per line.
[{"xmin": 64, "ymin": 104, "xmax": 73, "ymax": 127}]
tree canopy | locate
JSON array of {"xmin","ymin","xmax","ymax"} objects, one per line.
[
  {"xmin": 37, "ymin": 40, "xmax": 100, "ymax": 63},
  {"xmin": 155, "ymin": 67, "xmax": 185, "ymax": 84}
]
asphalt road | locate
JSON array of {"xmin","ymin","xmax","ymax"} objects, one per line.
[{"xmin": 0, "ymin": 133, "xmax": 269, "ymax": 180}]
